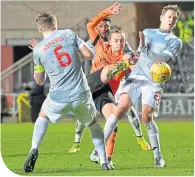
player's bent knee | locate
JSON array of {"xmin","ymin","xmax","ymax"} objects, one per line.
[
  {"xmin": 120, "ymin": 93, "xmax": 132, "ymax": 107},
  {"xmin": 142, "ymin": 112, "xmax": 153, "ymax": 124},
  {"xmin": 113, "ymin": 103, "xmax": 129, "ymax": 120},
  {"xmin": 39, "ymin": 110, "xmax": 49, "ymax": 119},
  {"xmin": 102, "ymin": 103, "xmax": 116, "ymax": 120},
  {"xmin": 116, "ymin": 105, "xmax": 128, "ymax": 119},
  {"xmin": 100, "ymin": 66, "xmax": 109, "ymax": 83},
  {"xmin": 116, "ymin": 94, "xmax": 131, "ymax": 117}
]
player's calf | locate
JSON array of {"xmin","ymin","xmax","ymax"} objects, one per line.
[
  {"xmin": 142, "ymin": 105, "xmax": 165, "ymax": 167},
  {"xmin": 141, "ymin": 105, "xmax": 154, "ymax": 124}
]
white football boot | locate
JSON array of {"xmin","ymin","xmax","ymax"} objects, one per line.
[
  {"xmin": 154, "ymin": 157, "xmax": 166, "ymax": 168},
  {"xmin": 90, "ymin": 149, "xmax": 99, "ymax": 163}
]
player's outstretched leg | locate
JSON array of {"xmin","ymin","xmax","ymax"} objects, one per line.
[
  {"xmin": 127, "ymin": 106, "xmax": 150, "ymax": 151},
  {"xmin": 68, "ymin": 120, "xmax": 85, "ymax": 153},
  {"xmin": 89, "ymin": 115, "xmax": 119, "ymax": 166},
  {"xmin": 106, "ymin": 126, "xmax": 117, "ymax": 169},
  {"xmin": 73, "ymin": 95, "xmax": 113, "ymax": 170},
  {"xmin": 89, "ymin": 126, "xmax": 117, "ymax": 169},
  {"xmin": 90, "ymin": 93, "xmax": 131, "ymax": 169},
  {"xmin": 88, "ymin": 119, "xmax": 113, "ymax": 170},
  {"xmin": 101, "ymin": 62, "xmax": 130, "ymax": 82},
  {"xmin": 87, "ymin": 62, "xmax": 129, "ymax": 94},
  {"xmin": 89, "ymin": 123, "xmax": 113, "ymax": 170},
  {"xmin": 142, "ymin": 105, "xmax": 166, "ymax": 168},
  {"xmin": 24, "ymin": 116, "xmax": 49, "ymax": 173},
  {"xmin": 146, "ymin": 120, "xmax": 166, "ymax": 168}
]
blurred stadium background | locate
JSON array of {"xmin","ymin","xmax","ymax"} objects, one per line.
[{"xmin": 1, "ymin": 1, "xmax": 194, "ymax": 123}]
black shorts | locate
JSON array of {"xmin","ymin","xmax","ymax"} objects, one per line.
[
  {"xmin": 87, "ymin": 68, "xmax": 104, "ymax": 93},
  {"xmin": 92, "ymin": 84, "xmax": 116, "ymax": 115},
  {"xmin": 87, "ymin": 68, "xmax": 116, "ymax": 115}
]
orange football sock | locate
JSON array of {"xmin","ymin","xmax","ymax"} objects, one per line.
[{"xmin": 106, "ymin": 131, "xmax": 117, "ymax": 159}]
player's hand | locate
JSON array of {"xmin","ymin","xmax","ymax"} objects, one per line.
[
  {"xmin": 29, "ymin": 39, "xmax": 38, "ymax": 50},
  {"xmin": 133, "ymin": 51, "xmax": 140, "ymax": 60},
  {"xmin": 131, "ymin": 52, "xmax": 140, "ymax": 64},
  {"xmin": 139, "ymin": 31, "xmax": 145, "ymax": 47},
  {"xmin": 109, "ymin": 2, "xmax": 121, "ymax": 15}
]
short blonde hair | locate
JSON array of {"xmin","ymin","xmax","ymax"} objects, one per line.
[
  {"xmin": 35, "ymin": 12, "xmax": 57, "ymax": 32},
  {"xmin": 108, "ymin": 29, "xmax": 126, "ymax": 40},
  {"xmin": 161, "ymin": 4, "xmax": 181, "ymax": 17}
]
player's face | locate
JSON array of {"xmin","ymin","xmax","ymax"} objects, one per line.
[
  {"xmin": 109, "ymin": 33, "xmax": 125, "ymax": 52},
  {"xmin": 96, "ymin": 21, "xmax": 110, "ymax": 39},
  {"xmin": 160, "ymin": 10, "xmax": 178, "ymax": 31}
]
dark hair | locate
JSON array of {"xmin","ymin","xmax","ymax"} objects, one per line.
[{"xmin": 102, "ymin": 17, "xmax": 111, "ymax": 23}]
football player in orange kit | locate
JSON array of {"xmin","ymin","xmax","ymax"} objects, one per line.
[{"xmin": 84, "ymin": 2, "xmax": 150, "ymax": 168}]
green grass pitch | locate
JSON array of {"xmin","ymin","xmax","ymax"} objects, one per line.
[{"xmin": 1, "ymin": 121, "xmax": 194, "ymax": 176}]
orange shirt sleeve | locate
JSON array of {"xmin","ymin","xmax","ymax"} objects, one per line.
[{"xmin": 86, "ymin": 8, "xmax": 112, "ymax": 44}]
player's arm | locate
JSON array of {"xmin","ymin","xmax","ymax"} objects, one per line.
[
  {"xmin": 162, "ymin": 39, "xmax": 182, "ymax": 62},
  {"xmin": 87, "ymin": 2, "xmax": 121, "ymax": 43},
  {"xmin": 139, "ymin": 31, "xmax": 182, "ymax": 63},
  {"xmin": 84, "ymin": 40, "xmax": 96, "ymax": 75},
  {"xmin": 34, "ymin": 69, "xmax": 46, "ymax": 86},
  {"xmin": 33, "ymin": 50, "xmax": 46, "ymax": 86},
  {"xmin": 79, "ymin": 44, "xmax": 94, "ymax": 60},
  {"xmin": 86, "ymin": 40, "xmax": 96, "ymax": 56},
  {"xmin": 123, "ymin": 41, "xmax": 134, "ymax": 56},
  {"xmin": 74, "ymin": 32, "xmax": 94, "ymax": 60}
]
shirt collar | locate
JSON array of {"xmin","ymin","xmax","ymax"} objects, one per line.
[
  {"xmin": 44, "ymin": 30, "xmax": 57, "ymax": 38},
  {"xmin": 158, "ymin": 28, "xmax": 171, "ymax": 34}
]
